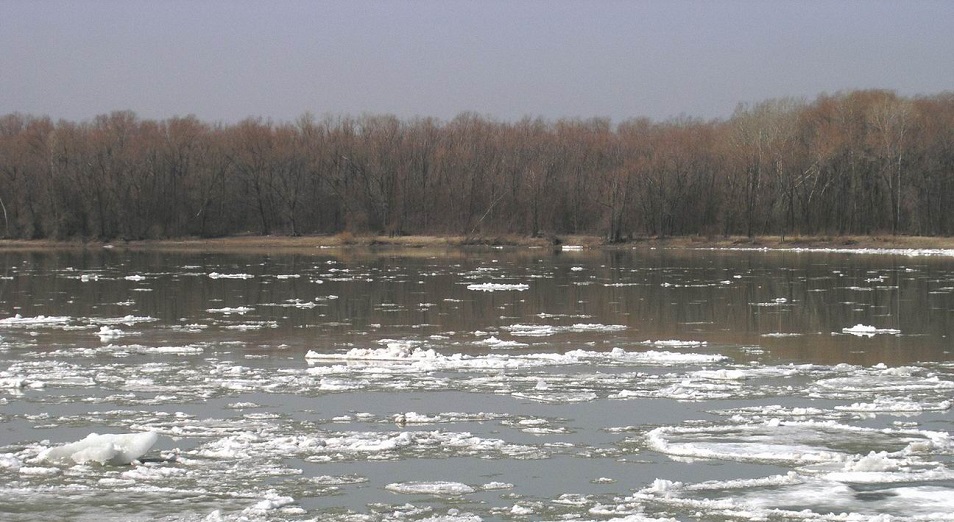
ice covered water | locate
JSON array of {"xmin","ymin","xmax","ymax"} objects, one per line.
[{"xmin": 0, "ymin": 247, "xmax": 953, "ymax": 520}]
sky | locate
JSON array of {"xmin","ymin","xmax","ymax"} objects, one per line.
[{"xmin": 2, "ymin": 0, "xmax": 953, "ymax": 124}]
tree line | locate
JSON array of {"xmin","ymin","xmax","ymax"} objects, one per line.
[{"xmin": 1, "ymin": 89, "xmax": 953, "ymax": 242}]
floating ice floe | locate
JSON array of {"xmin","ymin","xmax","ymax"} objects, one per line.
[
  {"xmin": 841, "ymin": 324, "xmax": 901, "ymax": 337},
  {"xmin": 306, "ymin": 345, "xmax": 725, "ymax": 371},
  {"xmin": 812, "ymin": 365, "xmax": 954, "ymax": 399},
  {"xmin": 192, "ymin": 428, "xmax": 542, "ymax": 462},
  {"xmin": 835, "ymin": 397, "xmax": 952, "ymax": 413},
  {"xmin": 260, "ymin": 298, "xmax": 320, "ymax": 309},
  {"xmin": 475, "ymin": 336, "xmax": 529, "ymax": 349},
  {"xmin": 503, "ymin": 323, "xmax": 626, "ymax": 337},
  {"xmin": 101, "ymin": 343, "xmax": 206, "ymax": 355},
  {"xmin": 566, "ymin": 323, "xmax": 627, "ymax": 332},
  {"xmin": 38, "ymin": 432, "xmax": 159, "ymax": 465},
  {"xmin": 635, "ymin": 468, "xmax": 954, "ymax": 520},
  {"xmin": 96, "ymin": 326, "xmax": 124, "ymax": 341},
  {"xmin": 94, "ymin": 315, "xmax": 156, "ymax": 326},
  {"xmin": 225, "ymin": 322, "xmax": 278, "ymax": 331},
  {"xmin": 642, "ymin": 340, "xmax": 707, "ymax": 348},
  {"xmin": 0, "ymin": 315, "xmax": 72, "ymax": 327},
  {"xmin": 690, "ymin": 369, "xmax": 749, "ymax": 380},
  {"xmin": 308, "ymin": 340, "xmax": 439, "ymax": 362},
  {"xmin": 512, "ymin": 390, "xmax": 599, "ymax": 404},
  {"xmin": 206, "ymin": 306, "xmax": 254, "ymax": 315},
  {"xmin": 0, "ymin": 453, "xmax": 22, "ymax": 471},
  {"xmin": 466, "ymin": 283, "xmax": 529, "ymax": 292},
  {"xmin": 661, "ymin": 280, "xmax": 733, "ymax": 288},
  {"xmin": 0, "ymin": 372, "xmax": 36, "ymax": 389},
  {"xmin": 503, "ymin": 324, "xmax": 559, "ymax": 337},
  {"xmin": 708, "ymin": 246, "xmax": 954, "ymax": 257},
  {"xmin": 241, "ymin": 491, "xmax": 296, "ymax": 516},
  {"xmin": 385, "ymin": 481, "xmax": 476, "ymax": 496},
  {"xmin": 751, "ymin": 297, "xmax": 790, "ymax": 307},
  {"xmin": 646, "ymin": 420, "xmax": 953, "ymax": 467},
  {"xmin": 207, "ymin": 272, "xmax": 255, "ymax": 279}
]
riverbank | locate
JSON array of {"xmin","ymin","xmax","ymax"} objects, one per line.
[{"xmin": 4, "ymin": 233, "xmax": 954, "ymax": 253}]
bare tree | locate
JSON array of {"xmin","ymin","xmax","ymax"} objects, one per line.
[{"xmin": 1, "ymin": 90, "xmax": 953, "ymax": 241}]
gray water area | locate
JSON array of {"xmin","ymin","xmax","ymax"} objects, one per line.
[{"xmin": 1, "ymin": 246, "xmax": 953, "ymax": 521}]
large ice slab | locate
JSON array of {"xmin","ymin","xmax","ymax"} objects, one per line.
[{"xmin": 38, "ymin": 432, "xmax": 159, "ymax": 465}]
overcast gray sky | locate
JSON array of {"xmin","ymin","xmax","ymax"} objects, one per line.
[{"xmin": 2, "ymin": 0, "xmax": 952, "ymax": 124}]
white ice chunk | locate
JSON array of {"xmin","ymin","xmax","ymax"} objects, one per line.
[
  {"xmin": 96, "ymin": 326, "xmax": 124, "ymax": 341},
  {"xmin": 243, "ymin": 491, "xmax": 296, "ymax": 514},
  {"xmin": 504, "ymin": 323, "xmax": 625, "ymax": 337},
  {"xmin": 691, "ymin": 369, "xmax": 749, "ymax": 380},
  {"xmin": 841, "ymin": 451, "xmax": 902, "ymax": 473},
  {"xmin": 476, "ymin": 336, "xmax": 528, "ymax": 349},
  {"xmin": 0, "ymin": 376, "xmax": 29, "ymax": 389},
  {"xmin": 306, "ymin": 345, "xmax": 725, "ymax": 370},
  {"xmin": 505, "ymin": 324, "xmax": 559, "ymax": 337},
  {"xmin": 643, "ymin": 339, "xmax": 708, "ymax": 348},
  {"xmin": 385, "ymin": 481, "xmax": 476, "ymax": 495},
  {"xmin": 467, "ymin": 283, "xmax": 529, "ymax": 292},
  {"xmin": 0, "ymin": 314, "xmax": 71, "ymax": 327},
  {"xmin": 38, "ymin": 432, "xmax": 159, "ymax": 465},
  {"xmin": 836, "ymin": 397, "xmax": 952, "ymax": 413},
  {"xmin": 308, "ymin": 340, "xmax": 438, "ymax": 362},
  {"xmin": 841, "ymin": 324, "xmax": 901, "ymax": 337},
  {"xmin": 206, "ymin": 306, "xmax": 254, "ymax": 315},
  {"xmin": 567, "ymin": 323, "xmax": 626, "ymax": 332},
  {"xmin": 18, "ymin": 466, "xmax": 61, "ymax": 476},
  {"xmin": 95, "ymin": 315, "xmax": 156, "ymax": 326},
  {"xmin": 207, "ymin": 272, "xmax": 255, "ymax": 279},
  {"xmin": 0, "ymin": 453, "xmax": 22, "ymax": 471}
]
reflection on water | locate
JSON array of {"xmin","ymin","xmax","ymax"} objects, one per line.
[
  {"xmin": 3, "ymin": 247, "xmax": 952, "ymax": 364},
  {"xmin": 0, "ymin": 246, "xmax": 952, "ymax": 521}
]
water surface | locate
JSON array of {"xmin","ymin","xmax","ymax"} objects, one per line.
[{"xmin": 1, "ymin": 246, "xmax": 952, "ymax": 521}]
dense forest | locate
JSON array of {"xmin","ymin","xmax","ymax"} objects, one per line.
[{"xmin": 1, "ymin": 89, "xmax": 953, "ymax": 242}]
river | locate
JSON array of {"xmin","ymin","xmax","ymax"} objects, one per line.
[{"xmin": 1, "ymin": 246, "xmax": 952, "ymax": 521}]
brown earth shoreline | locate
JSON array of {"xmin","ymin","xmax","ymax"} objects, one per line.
[{"xmin": 4, "ymin": 234, "xmax": 954, "ymax": 253}]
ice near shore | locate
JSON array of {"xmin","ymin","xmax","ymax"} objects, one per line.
[{"xmin": 38, "ymin": 432, "xmax": 159, "ymax": 465}]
